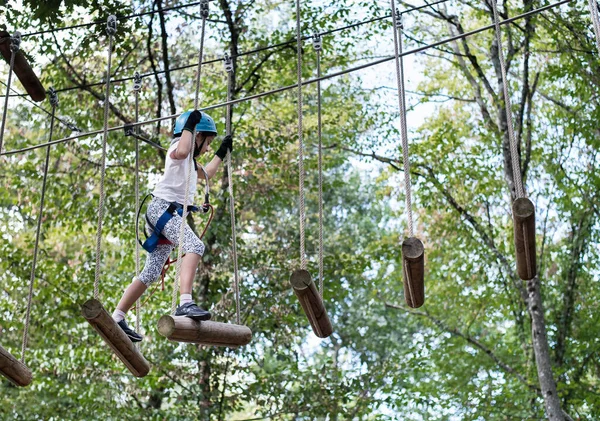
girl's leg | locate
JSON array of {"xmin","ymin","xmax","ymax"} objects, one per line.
[
  {"xmin": 114, "ymin": 243, "xmax": 173, "ymax": 316},
  {"xmin": 160, "ymin": 211, "xmax": 209, "ymax": 319}
]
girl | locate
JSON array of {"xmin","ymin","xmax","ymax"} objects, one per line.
[{"xmin": 112, "ymin": 110, "xmax": 232, "ymax": 342}]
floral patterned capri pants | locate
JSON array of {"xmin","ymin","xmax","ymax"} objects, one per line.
[{"xmin": 138, "ymin": 197, "xmax": 205, "ymax": 286}]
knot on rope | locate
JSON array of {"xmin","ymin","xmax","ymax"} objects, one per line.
[
  {"xmin": 10, "ymin": 32, "xmax": 21, "ymax": 53},
  {"xmin": 48, "ymin": 87, "xmax": 59, "ymax": 107},
  {"xmin": 106, "ymin": 15, "xmax": 118, "ymax": 36},
  {"xmin": 133, "ymin": 71, "xmax": 142, "ymax": 91},
  {"xmin": 312, "ymin": 33, "xmax": 322, "ymax": 51},
  {"xmin": 223, "ymin": 53, "xmax": 233, "ymax": 73},
  {"xmin": 200, "ymin": 0, "xmax": 210, "ymax": 18}
]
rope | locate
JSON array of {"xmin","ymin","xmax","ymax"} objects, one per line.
[
  {"xmin": 20, "ymin": 88, "xmax": 58, "ymax": 362},
  {"xmin": 313, "ymin": 34, "xmax": 324, "ymax": 296},
  {"xmin": 295, "ymin": 0, "xmax": 307, "ymax": 270},
  {"xmin": 224, "ymin": 53, "xmax": 241, "ymax": 325},
  {"xmin": 93, "ymin": 16, "xmax": 117, "ymax": 299},
  {"xmin": 0, "ymin": 0, "xmax": 573, "ymax": 157},
  {"xmin": 133, "ymin": 71, "xmax": 142, "ymax": 334},
  {"xmin": 490, "ymin": 0, "xmax": 524, "ymax": 199},
  {"xmin": 390, "ymin": 5, "xmax": 415, "ymax": 237},
  {"xmin": 0, "ymin": 32, "xmax": 20, "ymax": 155},
  {"xmin": 171, "ymin": 0, "xmax": 208, "ymax": 314},
  {"xmin": 588, "ymin": 0, "xmax": 600, "ymax": 56}
]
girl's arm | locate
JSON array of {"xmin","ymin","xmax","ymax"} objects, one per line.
[
  {"xmin": 200, "ymin": 135, "xmax": 232, "ymax": 180},
  {"xmin": 170, "ymin": 130, "xmax": 194, "ymax": 160},
  {"xmin": 202, "ymin": 155, "xmax": 223, "ymax": 180},
  {"xmin": 171, "ymin": 111, "xmax": 202, "ymax": 159}
]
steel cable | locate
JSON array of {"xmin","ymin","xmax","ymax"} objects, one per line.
[{"xmin": 21, "ymin": 88, "xmax": 58, "ymax": 362}]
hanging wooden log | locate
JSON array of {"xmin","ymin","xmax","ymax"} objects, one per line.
[
  {"xmin": 290, "ymin": 269, "xmax": 333, "ymax": 338},
  {"xmin": 513, "ymin": 197, "xmax": 537, "ymax": 281},
  {"xmin": 0, "ymin": 31, "xmax": 46, "ymax": 102},
  {"xmin": 157, "ymin": 316, "xmax": 252, "ymax": 347},
  {"xmin": 402, "ymin": 236, "xmax": 425, "ymax": 308},
  {"xmin": 0, "ymin": 344, "xmax": 32, "ymax": 387},
  {"xmin": 81, "ymin": 299, "xmax": 150, "ymax": 378}
]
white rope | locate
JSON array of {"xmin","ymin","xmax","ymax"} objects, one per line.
[
  {"xmin": 295, "ymin": 0, "xmax": 307, "ymax": 270},
  {"xmin": 133, "ymin": 71, "xmax": 142, "ymax": 334},
  {"xmin": 93, "ymin": 16, "xmax": 117, "ymax": 299},
  {"xmin": 224, "ymin": 54, "xmax": 241, "ymax": 324},
  {"xmin": 0, "ymin": 32, "xmax": 20, "ymax": 156},
  {"xmin": 172, "ymin": 1, "xmax": 208, "ymax": 314},
  {"xmin": 21, "ymin": 88, "xmax": 58, "ymax": 362},
  {"xmin": 588, "ymin": 0, "xmax": 600, "ymax": 56},
  {"xmin": 490, "ymin": 0, "xmax": 524, "ymax": 198},
  {"xmin": 390, "ymin": 5, "xmax": 415, "ymax": 237},
  {"xmin": 313, "ymin": 34, "xmax": 324, "ymax": 296}
]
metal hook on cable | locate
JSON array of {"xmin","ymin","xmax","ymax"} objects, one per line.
[
  {"xmin": 200, "ymin": 0, "xmax": 209, "ymax": 18},
  {"xmin": 312, "ymin": 32, "xmax": 322, "ymax": 51},
  {"xmin": 223, "ymin": 53, "xmax": 233, "ymax": 73},
  {"xmin": 48, "ymin": 87, "xmax": 59, "ymax": 107},
  {"xmin": 106, "ymin": 15, "xmax": 118, "ymax": 36},
  {"xmin": 10, "ymin": 32, "xmax": 21, "ymax": 52}
]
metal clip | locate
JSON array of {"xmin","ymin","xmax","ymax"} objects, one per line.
[
  {"xmin": 10, "ymin": 32, "xmax": 21, "ymax": 53},
  {"xmin": 133, "ymin": 71, "xmax": 142, "ymax": 91},
  {"xmin": 223, "ymin": 53, "xmax": 233, "ymax": 73},
  {"xmin": 124, "ymin": 123, "xmax": 135, "ymax": 137},
  {"xmin": 107, "ymin": 15, "xmax": 118, "ymax": 36},
  {"xmin": 312, "ymin": 33, "xmax": 322, "ymax": 52},
  {"xmin": 48, "ymin": 87, "xmax": 59, "ymax": 107},
  {"xmin": 395, "ymin": 10, "xmax": 403, "ymax": 30},
  {"xmin": 200, "ymin": 0, "xmax": 209, "ymax": 18}
]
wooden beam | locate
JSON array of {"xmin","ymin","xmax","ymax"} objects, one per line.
[
  {"xmin": 0, "ymin": 344, "xmax": 32, "ymax": 387},
  {"xmin": 290, "ymin": 269, "xmax": 333, "ymax": 338},
  {"xmin": 402, "ymin": 237, "xmax": 425, "ymax": 308},
  {"xmin": 82, "ymin": 299, "xmax": 150, "ymax": 378},
  {"xmin": 0, "ymin": 31, "xmax": 46, "ymax": 102},
  {"xmin": 513, "ymin": 197, "xmax": 537, "ymax": 281},
  {"xmin": 157, "ymin": 316, "xmax": 252, "ymax": 347}
]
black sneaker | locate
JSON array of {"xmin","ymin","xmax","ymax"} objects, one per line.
[
  {"xmin": 175, "ymin": 302, "xmax": 212, "ymax": 321},
  {"xmin": 117, "ymin": 320, "xmax": 143, "ymax": 343}
]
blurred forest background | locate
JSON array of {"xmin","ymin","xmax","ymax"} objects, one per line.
[{"xmin": 0, "ymin": 0, "xmax": 598, "ymax": 419}]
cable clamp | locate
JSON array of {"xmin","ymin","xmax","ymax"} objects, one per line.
[
  {"xmin": 10, "ymin": 32, "xmax": 21, "ymax": 53},
  {"xmin": 48, "ymin": 87, "xmax": 59, "ymax": 107},
  {"xmin": 395, "ymin": 10, "xmax": 403, "ymax": 30},
  {"xmin": 124, "ymin": 123, "xmax": 135, "ymax": 136},
  {"xmin": 312, "ymin": 33, "xmax": 322, "ymax": 51},
  {"xmin": 200, "ymin": 0, "xmax": 210, "ymax": 18},
  {"xmin": 107, "ymin": 15, "xmax": 118, "ymax": 36},
  {"xmin": 133, "ymin": 71, "xmax": 142, "ymax": 91},
  {"xmin": 223, "ymin": 53, "xmax": 233, "ymax": 73}
]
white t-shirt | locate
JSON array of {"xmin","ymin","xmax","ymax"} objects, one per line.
[{"xmin": 152, "ymin": 140, "xmax": 197, "ymax": 205}]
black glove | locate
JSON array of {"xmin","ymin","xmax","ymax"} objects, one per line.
[
  {"xmin": 183, "ymin": 110, "xmax": 202, "ymax": 133},
  {"xmin": 215, "ymin": 135, "xmax": 233, "ymax": 160}
]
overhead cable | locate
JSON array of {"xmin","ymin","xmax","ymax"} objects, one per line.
[{"xmin": 0, "ymin": 0, "xmax": 572, "ymax": 157}]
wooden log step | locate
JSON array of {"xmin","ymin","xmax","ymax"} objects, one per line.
[
  {"xmin": 290, "ymin": 269, "xmax": 333, "ymax": 338},
  {"xmin": 81, "ymin": 299, "xmax": 150, "ymax": 378},
  {"xmin": 402, "ymin": 237, "xmax": 425, "ymax": 308},
  {"xmin": 0, "ymin": 31, "xmax": 46, "ymax": 102},
  {"xmin": 157, "ymin": 316, "xmax": 252, "ymax": 347},
  {"xmin": 0, "ymin": 344, "xmax": 32, "ymax": 387},
  {"xmin": 513, "ymin": 197, "xmax": 537, "ymax": 281}
]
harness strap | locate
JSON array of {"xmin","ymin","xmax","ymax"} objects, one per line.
[{"xmin": 142, "ymin": 201, "xmax": 199, "ymax": 253}]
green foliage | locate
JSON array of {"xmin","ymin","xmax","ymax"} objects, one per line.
[{"xmin": 0, "ymin": 0, "xmax": 599, "ymax": 420}]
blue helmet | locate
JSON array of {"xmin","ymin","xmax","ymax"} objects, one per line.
[{"xmin": 174, "ymin": 110, "xmax": 217, "ymax": 136}]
